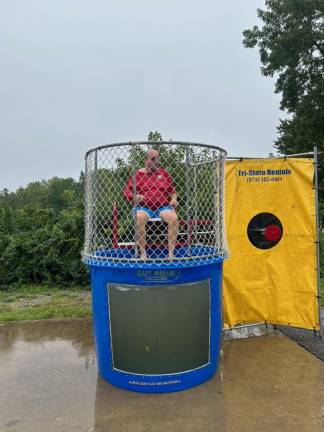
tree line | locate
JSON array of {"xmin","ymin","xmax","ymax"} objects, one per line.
[{"xmin": 0, "ymin": 176, "xmax": 88, "ymax": 288}]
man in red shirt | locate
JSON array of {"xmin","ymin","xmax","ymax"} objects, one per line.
[{"xmin": 123, "ymin": 149, "xmax": 178, "ymax": 260}]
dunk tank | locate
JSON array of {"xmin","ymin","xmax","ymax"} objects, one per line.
[{"xmin": 82, "ymin": 141, "xmax": 228, "ymax": 392}]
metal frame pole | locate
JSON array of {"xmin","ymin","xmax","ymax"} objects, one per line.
[
  {"xmin": 193, "ymin": 163, "xmax": 198, "ymax": 243},
  {"xmin": 83, "ymin": 154, "xmax": 90, "ymax": 256},
  {"xmin": 228, "ymin": 152, "xmax": 315, "ymax": 160},
  {"xmin": 93, "ymin": 150, "xmax": 98, "ymax": 250},
  {"xmin": 112, "ymin": 202, "xmax": 118, "ymax": 249},
  {"xmin": 185, "ymin": 145, "xmax": 191, "ymax": 251},
  {"xmin": 314, "ymin": 146, "xmax": 322, "ymax": 333},
  {"xmin": 132, "ymin": 146, "xmax": 139, "ymax": 258},
  {"xmin": 212, "ymin": 151, "xmax": 219, "ymax": 251}
]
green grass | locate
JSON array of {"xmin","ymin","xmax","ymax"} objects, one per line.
[
  {"xmin": 0, "ymin": 285, "xmax": 91, "ymax": 322},
  {"xmin": 1, "ymin": 269, "xmax": 323, "ymax": 323}
]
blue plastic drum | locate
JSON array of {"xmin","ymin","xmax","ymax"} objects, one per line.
[{"xmin": 85, "ymin": 246, "xmax": 223, "ymax": 393}]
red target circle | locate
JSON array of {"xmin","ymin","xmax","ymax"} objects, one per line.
[{"xmin": 264, "ymin": 224, "xmax": 282, "ymax": 242}]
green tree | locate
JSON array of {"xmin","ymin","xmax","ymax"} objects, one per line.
[
  {"xmin": 148, "ymin": 131, "xmax": 163, "ymax": 141},
  {"xmin": 243, "ymin": 0, "xmax": 324, "ymax": 154},
  {"xmin": 0, "ymin": 176, "xmax": 88, "ymax": 288}
]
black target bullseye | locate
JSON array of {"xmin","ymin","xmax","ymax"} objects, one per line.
[{"xmin": 247, "ymin": 213, "xmax": 283, "ymax": 249}]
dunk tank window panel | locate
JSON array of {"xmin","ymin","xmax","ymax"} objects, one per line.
[{"xmin": 107, "ymin": 280, "xmax": 210, "ymax": 375}]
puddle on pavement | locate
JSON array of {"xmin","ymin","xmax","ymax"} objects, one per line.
[{"xmin": 0, "ymin": 319, "xmax": 323, "ymax": 432}]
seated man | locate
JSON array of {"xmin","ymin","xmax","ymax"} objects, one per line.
[{"xmin": 123, "ymin": 149, "xmax": 178, "ymax": 260}]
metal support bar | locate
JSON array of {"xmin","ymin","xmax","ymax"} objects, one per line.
[
  {"xmin": 193, "ymin": 164, "xmax": 198, "ymax": 234},
  {"xmin": 85, "ymin": 140, "xmax": 227, "ymax": 158},
  {"xmin": 112, "ymin": 202, "xmax": 118, "ymax": 249},
  {"xmin": 228, "ymin": 152, "xmax": 324, "ymax": 161},
  {"xmin": 314, "ymin": 146, "xmax": 322, "ymax": 333},
  {"xmin": 93, "ymin": 150, "xmax": 98, "ymax": 250},
  {"xmin": 212, "ymin": 151, "xmax": 219, "ymax": 250},
  {"xmin": 132, "ymin": 149, "xmax": 139, "ymax": 258},
  {"xmin": 219, "ymin": 154, "xmax": 226, "ymax": 251},
  {"xmin": 228, "ymin": 152, "xmax": 317, "ymax": 160},
  {"xmin": 185, "ymin": 145, "xmax": 191, "ymax": 251}
]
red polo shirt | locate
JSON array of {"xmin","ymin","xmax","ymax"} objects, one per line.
[{"xmin": 123, "ymin": 168, "xmax": 176, "ymax": 210}]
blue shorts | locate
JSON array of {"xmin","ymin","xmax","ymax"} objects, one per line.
[{"xmin": 132, "ymin": 205, "xmax": 174, "ymax": 219}]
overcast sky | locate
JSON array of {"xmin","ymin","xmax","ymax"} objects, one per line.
[{"xmin": 0, "ymin": 0, "xmax": 282, "ymax": 191}]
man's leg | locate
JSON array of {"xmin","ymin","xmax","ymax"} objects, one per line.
[
  {"xmin": 159, "ymin": 209, "xmax": 179, "ymax": 259},
  {"xmin": 135, "ymin": 210, "xmax": 150, "ymax": 259}
]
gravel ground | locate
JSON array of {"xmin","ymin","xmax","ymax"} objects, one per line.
[{"xmin": 277, "ymin": 308, "xmax": 324, "ymax": 362}]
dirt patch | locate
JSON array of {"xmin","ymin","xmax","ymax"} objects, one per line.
[{"xmin": 10, "ymin": 295, "xmax": 53, "ymax": 308}]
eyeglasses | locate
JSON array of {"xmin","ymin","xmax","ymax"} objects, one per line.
[{"xmin": 147, "ymin": 156, "xmax": 160, "ymax": 162}]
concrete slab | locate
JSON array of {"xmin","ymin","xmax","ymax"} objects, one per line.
[{"xmin": 0, "ymin": 319, "xmax": 323, "ymax": 432}]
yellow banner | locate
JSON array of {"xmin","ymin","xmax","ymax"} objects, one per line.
[{"xmin": 223, "ymin": 158, "xmax": 319, "ymax": 330}]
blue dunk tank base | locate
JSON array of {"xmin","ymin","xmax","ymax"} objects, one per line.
[{"xmin": 85, "ymin": 247, "xmax": 223, "ymax": 393}]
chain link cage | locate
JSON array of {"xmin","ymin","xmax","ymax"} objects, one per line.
[{"xmin": 83, "ymin": 141, "xmax": 228, "ymax": 267}]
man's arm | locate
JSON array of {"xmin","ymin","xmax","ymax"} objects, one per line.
[
  {"xmin": 170, "ymin": 192, "xmax": 178, "ymax": 209},
  {"xmin": 123, "ymin": 176, "xmax": 134, "ymax": 202},
  {"xmin": 165, "ymin": 171, "xmax": 177, "ymax": 208},
  {"xmin": 123, "ymin": 173, "xmax": 145, "ymax": 204}
]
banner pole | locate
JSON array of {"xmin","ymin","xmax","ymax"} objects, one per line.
[{"xmin": 314, "ymin": 146, "xmax": 322, "ymax": 333}]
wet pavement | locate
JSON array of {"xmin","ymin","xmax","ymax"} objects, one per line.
[
  {"xmin": 0, "ymin": 319, "xmax": 323, "ymax": 432},
  {"xmin": 277, "ymin": 308, "xmax": 324, "ymax": 362}
]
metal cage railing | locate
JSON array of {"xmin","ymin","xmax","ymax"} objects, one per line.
[{"xmin": 83, "ymin": 141, "xmax": 228, "ymax": 267}]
